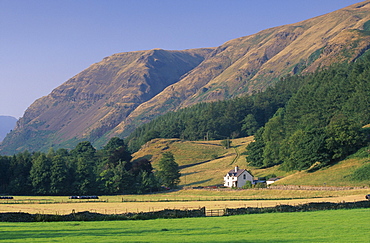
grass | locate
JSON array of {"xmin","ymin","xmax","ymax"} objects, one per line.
[
  {"xmin": 132, "ymin": 137, "xmax": 254, "ymax": 187},
  {"xmin": 274, "ymin": 158, "xmax": 370, "ymax": 187},
  {"xmin": 132, "ymin": 138, "xmax": 229, "ymax": 167},
  {"xmin": 0, "ymin": 208, "xmax": 368, "ymax": 242},
  {"xmin": 132, "ymin": 136, "xmax": 370, "ymax": 188}
]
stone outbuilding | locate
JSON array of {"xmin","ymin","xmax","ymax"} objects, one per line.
[{"xmin": 266, "ymin": 177, "xmax": 281, "ymax": 185}]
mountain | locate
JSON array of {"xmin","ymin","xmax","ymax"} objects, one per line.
[
  {"xmin": 1, "ymin": 1, "xmax": 370, "ymax": 154},
  {"xmin": 0, "ymin": 116, "xmax": 17, "ymax": 142},
  {"xmin": 110, "ymin": 1, "xmax": 370, "ymax": 137},
  {"xmin": 0, "ymin": 49, "xmax": 212, "ymax": 154}
]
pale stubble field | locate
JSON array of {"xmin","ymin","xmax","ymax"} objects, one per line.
[{"xmin": 0, "ymin": 189, "xmax": 368, "ymax": 215}]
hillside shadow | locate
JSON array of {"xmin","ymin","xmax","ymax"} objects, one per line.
[
  {"xmin": 179, "ymin": 159, "xmax": 212, "ymax": 169},
  {"xmin": 178, "ymin": 154, "xmax": 233, "ymax": 169},
  {"xmin": 182, "ymin": 179, "xmax": 212, "ymax": 187},
  {"xmin": 181, "ymin": 171, "xmax": 199, "ymax": 176},
  {"xmin": 131, "ymin": 154, "xmax": 153, "ymax": 163}
]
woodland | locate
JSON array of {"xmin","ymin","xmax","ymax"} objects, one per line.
[{"xmin": 0, "ymin": 138, "xmax": 180, "ymax": 195}]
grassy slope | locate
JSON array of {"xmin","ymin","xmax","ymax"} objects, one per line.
[
  {"xmin": 274, "ymin": 157, "xmax": 370, "ymax": 187},
  {"xmin": 132, "ymin": 137, "xmax": 254, "ymax": 187},
  {"xmin": 132, "ymin": 137, "xmax": 370, "ymax": 187}
]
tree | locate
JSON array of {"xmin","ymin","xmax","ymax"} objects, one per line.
[
  {"xmin": 99, "ymin": 160, "xmax": 132, "ymax": 194},
  {"xmin": 325, "ymin": 114, "xmax": 365, "ymax": 161},
  {"xmin": 0, "ymin": 156, "xmax": 11, "ymax": 193},
  {"xmin": 246, "ymin": 127, "xmax": 265, "ymax": 167},
  {"xmin": 261, "ymin": 109, "xmax": 285, "ymax": 167},
  {"xmin": 71, "ymin": 141, "xmax": 98, "ymax": 194},
  {"xmin": 129, "ymin": 158, "xmax": 153, "ymax": 176},
  {"xmin": 74, "ymin": 157, "xmax": 97, "ymax": 195},
  {"xmin": 280, "ymin": 128, "xmax": 328, "ymax": 171},
  {"xmin": 138, "ymin": 171, "xmax": 160, "ymax": 193},
  {"xmin": 242, "ymin": 114, "xmax": 259, "ymax": 136},
  {"xmin": 156, "ymin": 152, "xmax": 181, "ymax": 188},
  {"xmin": 101, "ymin": 137, "xmax": 132, "ymax": 166},
  {"xmin": 50, "ymin": 154, "xmax": 69, "ymax": 195},
  {"xmin": 30, "ymin": 153, "xmax": 51, "ymax": 195},
  {"xmin": 7, "ymin": 151, "xmax": 32, "ymax": 195},
  {"xmin": 100, "ymin": 138, "xmax": 131, "ymax": 170}
]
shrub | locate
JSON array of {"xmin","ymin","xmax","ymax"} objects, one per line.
[
  {"xmin": 254, "ymin": 182, "xmax": 267, "ymax": 188},
  {"xmin": 242, "ymin": 181, "xmax": 253, "ymax": 189}
]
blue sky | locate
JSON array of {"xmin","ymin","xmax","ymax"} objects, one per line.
[{"xmin": 0, "ymin": 0, "xmax": 362, "ymax": 118}]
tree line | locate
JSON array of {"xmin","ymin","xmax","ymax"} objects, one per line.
[
  {"xmin": 126, "ymin": 73, "xmax": 305, "ymax": 152},
  {"xmin": 0, "ymin": 137, "xmax": 180, "ymax": 195}
]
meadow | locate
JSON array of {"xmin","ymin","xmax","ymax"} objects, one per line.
[
  {"xmin": 0, "ymin": 208, "xmax": 368, "ymax": 242},
  {"xmin": 132, "ymin": 137, "xmax": 370, "ymax": 188}
]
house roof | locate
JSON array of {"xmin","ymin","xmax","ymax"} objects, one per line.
[
  {"xmin": 266, "ymin": 177, "xmax": 281, "ymax": 182},
  {"xmin": 227, "ymin": 169, "xmax": 247, "ymax": 178}
]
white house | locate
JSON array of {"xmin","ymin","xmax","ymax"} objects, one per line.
[{"xmin": 224, "ymin": 166, "xmax": 253, "ymax": 188}]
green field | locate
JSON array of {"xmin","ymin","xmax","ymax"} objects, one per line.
[{"xmin": 1, "ymin": 209, "xmax": 368, "ymax": 242}]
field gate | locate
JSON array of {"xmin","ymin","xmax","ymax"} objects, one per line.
[{"xmin": 206, "ymin": 209, "xmax": 225, "ymax": 217}]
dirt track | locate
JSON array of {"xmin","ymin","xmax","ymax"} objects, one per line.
[{"xmin": 0, "ymin": 194, "xmax": 367, "ymax": 215}]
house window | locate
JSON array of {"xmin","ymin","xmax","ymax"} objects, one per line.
[{"xmin": 243, "ymin": 174, "xmax": 246, "ymax": 180}]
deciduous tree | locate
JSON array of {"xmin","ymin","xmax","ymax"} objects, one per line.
[{"xmin": 156, "ymin": 152, "xmax": 180, "ymax": 188}]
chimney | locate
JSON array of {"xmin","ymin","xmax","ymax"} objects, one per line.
[{"xmin": 235, "ymin": 166, "xmax": 239, "ymax": 172}]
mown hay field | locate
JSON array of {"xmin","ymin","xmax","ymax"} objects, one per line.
[
  {"xmin": 1, "ymin": 208, "xmax": 369, "ymax": 242},
  {"xmin": 0, "ymin": 188, "xmax": 368, "ymax": 215}
]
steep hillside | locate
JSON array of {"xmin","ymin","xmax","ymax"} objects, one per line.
[
  {"xmin": 2, "ymin": 1, "xmax": 370, "ymax": 154},
  {"xmin": 0, "ymin": 116, "xmax": 17, "ymax": 142},
  {"xmin": 110, "ymin": 1, "xmax": 370, "ymax": 138},
  {"xmin": 0, "ymin": 48, "xmax": 212, "ymax": 154}
]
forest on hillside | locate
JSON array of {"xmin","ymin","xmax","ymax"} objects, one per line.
[
  {"xmin": 125, "ymin": 74, "xmax": 305, "ymax": 152},
  {"xmin": 127, "ymin": 51, "xmax": 370, "ymax": 175},
  {"xmin": 247, "ymin": 52, "xmax": 370, "ymax": 172}
]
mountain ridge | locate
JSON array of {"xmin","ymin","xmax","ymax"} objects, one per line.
[
  {"xmin": 1, "ymin": 0, "xmax": 370, "ymax": 154},
  {"xmin": 108, "ymin": 0, "xmax": 370, "ymax": 139},
  {"xmin": 1, "ymin": 48, "xmax": 212, "ymax": 154}
]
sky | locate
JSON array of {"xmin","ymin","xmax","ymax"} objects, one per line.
[{"xmin": 0, "ymin": 0, "xmax": 363, "ymax": 118}]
